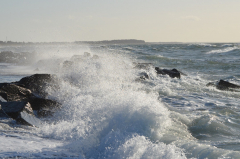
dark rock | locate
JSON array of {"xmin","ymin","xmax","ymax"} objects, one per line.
[
  {"xmin": 0, "ymin": 83, "xmax": 9, "ymax": 88},
  {"xmin": 206, "ymin": 82, "xmax": 216, "ymax": 87},
  {"xmin": 0, "ymin": 74, "xmax": 62, "ymax": 122},
  {"xmin": 207, "ymin": 80, "xmax": 240, "ymax": 92},
  {"xmin": 0, "ymin": 104, "xmax": 8, "ymax": 117},
  {"xmin": 139, "ymin": 72, "xmax": 149, "ymax": 80},
  {"xmin": 0, "ymin": 82, "xmax": 60, "ymax": 117},
  {"xmin": 155, "ymin": 67, "xmax": 181, "ymax": 79},
  {"xmin": 29, "ymin": 97, "xmax": 60, "ymax": 111},
  {"xmin": 0, "ymin": 93, "xmax": 8, "ymax": 101},
  {"xmin": 0, "ymin": 101, "xmax": 42, "ymax": 127},
  {"xmin": 0, "ymin": 84, "xmax": 33, "ymax": 102},
  {"xmin": 217, "ymin": 80, "xmax": 240, "ymax": 91},
  {"xmin": 37, "ymin": 109, "xmax": 54, "ymax": 117},
  {"xmin": 15, "ymin": 74, "xmax": 59, "ymax": 98}
]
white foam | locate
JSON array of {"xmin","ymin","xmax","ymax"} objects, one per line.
[
  {"xmin": 34, "ymin": 50, "xmax": 185, "ymax": 158},
  {"xmin": 207, "ymin": 46, "xmax": 239, "ymax": 54},
  {"xmin": 99, "ymin": 134, "xmax": 186, "ymax": 159},
  {"xmin": 3, "ymin": 43, "xmax": 240, "ymax": 158},
  {"xmin": 0, "ymin": 133, "xmax": 84, "ymax": 158}
]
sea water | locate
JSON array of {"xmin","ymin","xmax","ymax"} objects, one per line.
[{"xmin": 0, "ymin": 43, "xmax": 240, "ymax": 158}]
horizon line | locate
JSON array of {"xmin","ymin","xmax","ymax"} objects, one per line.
[{"xmin": 0, "ymin": 40, "xmax": 239, "ymax": 44}]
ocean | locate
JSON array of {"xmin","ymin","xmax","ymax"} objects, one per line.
[{"xmin": 0, "ymin": 43, "xmax": 240, "ymax": 158}]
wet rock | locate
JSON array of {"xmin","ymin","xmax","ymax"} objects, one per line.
[
  {"xmin": 134, "ymin": 63, "xmax": 186, "ymax": 79},
  {"xmin": 217, "ymin": 80, "xmax": 240, "ymax": 90},
  {"xmin": 207, "ymin": 80, "xmax": 240, "ymax": 91},
  {"xmin": 0, "ymin": 84, "xmax": 33, "ymax": 102},
  {"xmin": 0, "ymin": 104, "xmax": 8, "ymax": 117},
  {"xmin": 29, "ymin": 97, "xmax": 60, "ymax": 110},
  {"xmin": 139, "ymin": 72, "xmax": 149, "ymax": 80},
  {"xmin": 0, "ymin": 93, "xmax": 8, "ymax": 102},
  {"xmin": 206, "ymin": 82, "xmax": 216, "ymax": 87},
  {"xmin": 15, "ymin": 74, "xmax": 59, "ymax": 98},
  {"xmin": 0, "ymin": 101, "xmax": 42, "ymax": 127},
  {"xmin": 155, "ymin": 67, "xmax": 181, "ymax": 79},
  {"xmin": 0, "ymin": 74, "xmax": 62, "ymax": 126},
  {"xmin": 0, "ymin": 81, "xmax": 60, "ymax": 117},
  {"xmin": 37, "ymin": 109, "xmax": 54, "ymax": 117}
]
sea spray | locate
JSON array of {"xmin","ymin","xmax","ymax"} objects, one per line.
[
  {"xmin": 2, "ymin": 43, "xmax": 240, "ymax": 158},
  {"xmin": 35, "ymin": 50, "xmax": 186, "ymax": 158}
]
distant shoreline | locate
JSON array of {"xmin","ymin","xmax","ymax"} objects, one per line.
[
  {"xmin": 0, "ymin": 39, "xmax": 145, "ymax": 45},
  {"xmin": 0, "ymin": 40, "xmax": 238, "ymax": 46}
]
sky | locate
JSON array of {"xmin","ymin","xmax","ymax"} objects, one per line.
[{"xmin": 0, "ymin": 0, "xmax": 239, "ymax": 42}]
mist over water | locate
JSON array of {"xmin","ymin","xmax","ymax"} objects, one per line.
[
  {"xmin": 1, "ymin": 43, "xmax": 240, "ymax": 158},
  {"xmin": 36, "ymin": 46, "xmax": 183, "ymax": 158}
]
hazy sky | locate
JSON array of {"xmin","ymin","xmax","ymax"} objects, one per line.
[{"xmin": 0, "ymin": 0, "xmax": 239, "ymax": 42}]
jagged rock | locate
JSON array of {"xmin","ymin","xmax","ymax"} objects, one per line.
[
  {"xmin": 133, "ymin": 63, "xmax": 187, "ymax": 79},
  {"xmin": 0, "ymin": 84, "xmax": 33, "ymax": 102},
  {"xmin": 37, "ymin": 109, "xmax": 55, "ymax": 117},
  {"xmin": 206, "ymin": 82, "xmax": 215, "ymax": 87},
  {"xmin": 0, "ymin": 82, "xmax": 60, "ymax": 117},
  {"xmin": 217, "ymin": 80, "xmax": 240, "ymax": 90},
  {"xmin": 0, "ymin": 104, "xmax": 7, "ymax": 117},
  {"xmin": 0, "ymin": 101, "xmax": 42, "ymax": 127},
  {"xmin": 14, "ymin": 74, "xmax": 59, "ymax": 98},
  {"xmin": 207, "ymin": 80, "xmax": 240, "ymax": 91},
  {"xmin": 0, "ymin": 93, "xmax": 7, "ymax": 102},
  {"xmin": 28, "ymin": 97, "xmax": 60, "ymax": 110},
  {"xmin": 155, "ymin": 67, "xmax": 181, "ymax": 79}
]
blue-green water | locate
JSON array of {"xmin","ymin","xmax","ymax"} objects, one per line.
[{"xmin": 0, "ymin": 43, "xmax": 240, "ymax": 158}]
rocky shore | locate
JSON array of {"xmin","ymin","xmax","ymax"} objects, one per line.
[
  {"xmin": 0, "ymin": 74, "xmax": 60, "ymax": 127},
  {"xmin": 1, "ymin": 52, "xmax": 240, "ymax": 127}
]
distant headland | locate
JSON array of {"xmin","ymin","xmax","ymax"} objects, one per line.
[{"xmin": 0, "ymin": 39, "xmax": 146, "ymax": 45}]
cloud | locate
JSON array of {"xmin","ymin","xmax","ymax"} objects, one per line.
[{"xmin": 181, "ymin": 16, "xmax": 200, "ymax": 21}]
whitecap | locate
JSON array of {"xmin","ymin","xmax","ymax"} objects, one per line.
[{"xmin": 206, "ymin": 46, "xmax": 239, "ymax": 54}]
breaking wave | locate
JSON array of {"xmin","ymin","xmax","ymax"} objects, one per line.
[{"xmin": 207, "ymin": 46, "xmax": 239, "ymax": 54}]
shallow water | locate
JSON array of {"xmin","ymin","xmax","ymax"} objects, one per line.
[{"xmin": 0, "ymin": 43, "xmax": 240, "ymax": 158}]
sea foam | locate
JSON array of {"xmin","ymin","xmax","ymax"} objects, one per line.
[{"xmin": 35, "ymin": 50, "xmax": 185, "ymax": 158}]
